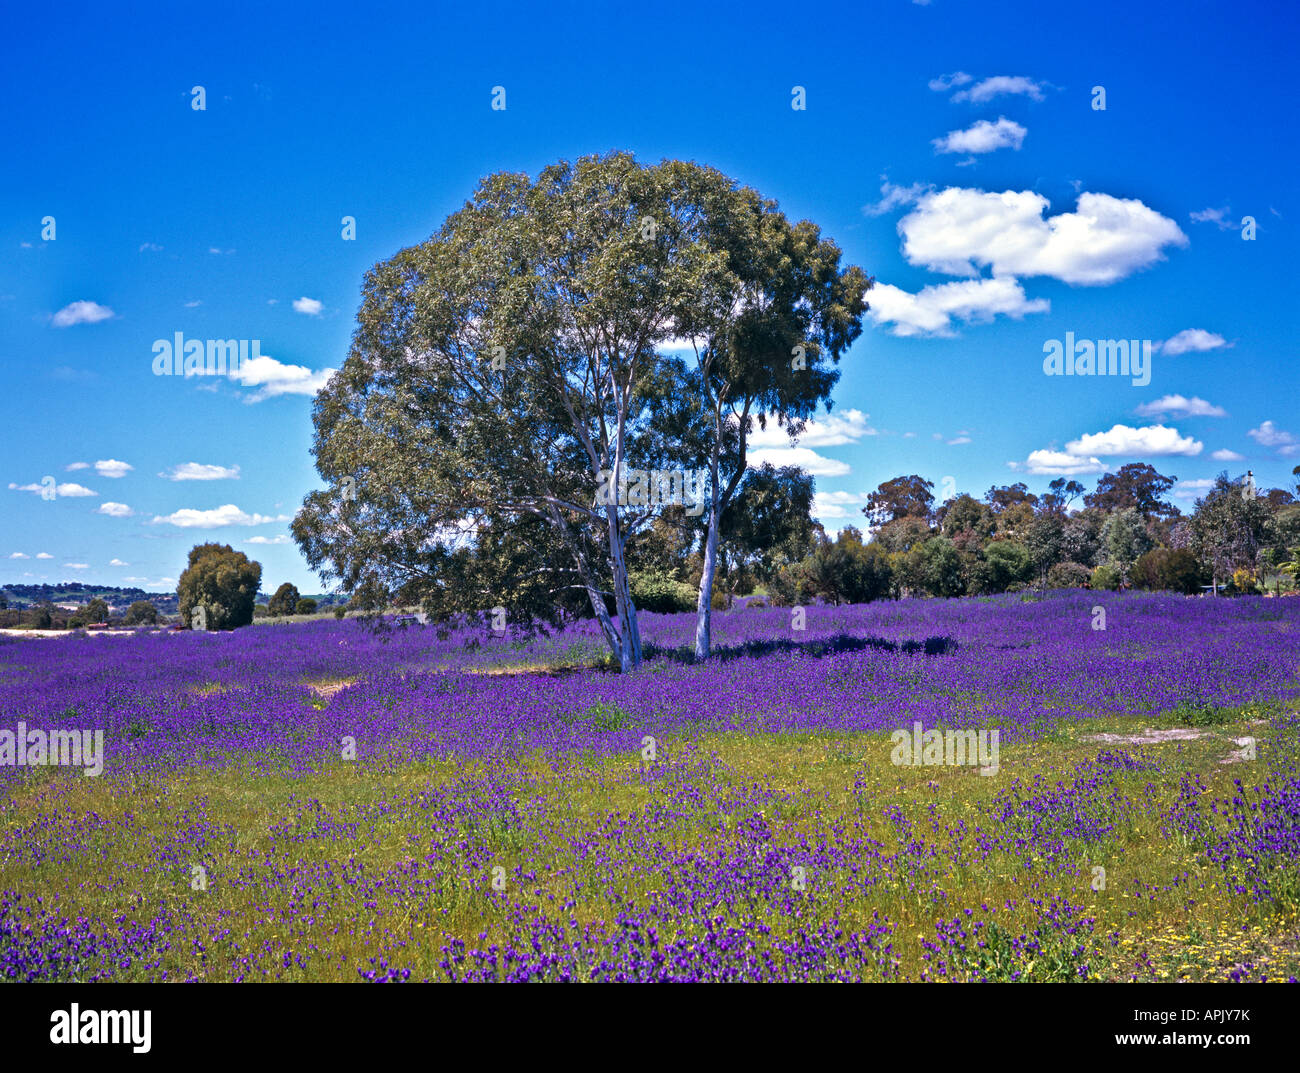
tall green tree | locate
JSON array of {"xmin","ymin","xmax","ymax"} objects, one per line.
[
  {"xmin": 294, "ymin": 154, "xmax": 732, "ymax": 671},
  {"xmin": 669, "ymin": 170, "xmax": 869, "ymax": 659},
  {"xmin": 864, "ymin": 475, "xmax": 934, "ymax": 527},
  {"xmin": 1187, "ymin": 473, "xmax": 1272, "ymax": 593},
  {"xmin": 1085, "ymin": 463, "xmax": 1177, "ymax": 518}
]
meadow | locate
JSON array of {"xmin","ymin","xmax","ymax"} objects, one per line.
[{"xmin": 1, "ymin": 590, "xmax": 1298, "ymax": 982}]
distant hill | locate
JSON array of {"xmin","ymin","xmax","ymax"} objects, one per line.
[
  {"xmin": 0, "ymin": 583, "xmax": 178, "ymax": 614},
  {"xmin": 0, "ymin": 583, "xmax": 347, "ymax": 613}
]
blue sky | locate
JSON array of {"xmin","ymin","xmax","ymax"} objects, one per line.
[{"xmin": 3, "ymin": 0, "xmax": 1297, "ymax": 593}]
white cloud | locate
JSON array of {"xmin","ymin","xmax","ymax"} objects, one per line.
[
  {"xmin": 139, "ymin": 242, "xmax": 164, "ymax": 252},
  {"xmin": 151, "ymin": 504, "xmax": 291, "ymax": 528},
  {"xmin": 94, "ymin": 459, "xmax": 132, "ymax": 479},
  {"xmin": 899, "ymin": 188, "xmax": 1187, "ymax": 285},
  {"xmin": 812, "ymin": 490, "xmax": 870, "ymax": 520},
  {"xmin": 1210, "ymin": 449, "xmax": 1245, "ymax": 462},
  {"xmin": 247, "ymin": 534, "xmax": 291, "ymax": 545},
  {"xmin": 947, "ymin": 435, "xmax": 972, "ymax": 445},
  {"xmin": 183, "ymin": 299, "xmax": 202, "ymax": 308},
  {"xmin": 933, "ymin": 117, "xmax": 1026, "ymax": 155},
  {"xmin": 1247, "ymin": 421, "xmax": 1298, "ymax": 451},
  {"xmin": 1015, "ymin": 423, "xmax": 1203, "ymax": 475},
  {"xmin": 863, "ymin": 179, "xmax": 932, "ymax": 217},
  {"xmin": 9, "ymin": 552, "xmax": 29, "ymax": 559},
  {"xmin": 160, "ymin": 462, "xmax": 241, "ymax": 481},
  {"xmin": 50, "ymin": 300, "xmax": 115, "ymax": 327},
  {"xmin": 1174, "ymin": 478, "xmax": 1217, "ymax": 501},
  {"xmin": 951, "ymin": 75, "xmax": 1047, "ymax": 104},
  {"xmin": 867, "ymin": 276, "xmax": 1048, "ymax": 337},
  {"xmin": 747, "ymin": 446, "xmax": 850, "ymax": 477},
  {"xmin": 1014, "ymin": 449, "xmax": 1106, "ymax": 477},
  {"xmin": 292, "ymin": 297, "xmax": 324, "ymax": 316},
  {"xmin": 9, "ymin": 482, "xmax": 98, "ymax": 497},
  {"xmin": 97, "ymin": 502, "xmax": 133, "ymax": 517},
  {"xmin": 109, "ymin": 558, "xmax": 129, "ymax": 566},
  {"xmin": 65, "ymin": 461, "xmax": 90, "ymax": 471},
  {"xmin": 1189, "ymin": 207, "xmax": 1233, "ymax": 231},
  {"xmin": 229, "ymin": 354, "xmax": 336, "ymax": 401},
  {"xmin": 1133, "ymin": 394, "xmax": 1227, "ymax": 419},
  {"xmin": 1157, "ymin": 329, "xmax": 1229, "ymax": 356},
  {"xmin": 36, "ymin": 552, "xmax": 53, "ymax": 559},
  {"xmin": 928, "ymin": 71, "xmax": 974, "ymax": 92},
  {"xmin": 1065, "ymin": 423, "xmax": 1203, "ymax": 457},
  {"xmin": 748, "ymin": 409, "xmax": 875, "ymax": 448},
  {"xmin": 63, "ymin": 563, "xmax": 89, "ymax": 570}
]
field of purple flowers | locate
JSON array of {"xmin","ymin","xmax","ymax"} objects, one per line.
[{"xmin": 2, "ymin": 590, "xmax": 1298, "ymax": 982}]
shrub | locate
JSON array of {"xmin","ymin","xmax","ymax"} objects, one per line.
[
  {"xmin": 629, "ymin": 570, "xmax": 696, "ymax": 614},
  {"xmin": 295, "ymin": 598, "xmax": 318, "ymax": 615},
  {"xmin": 1047, "ymin": 561, "xmax": 1092, "ymax": 589},
  {"xmin": 1090, "ymin": 563, "xmax": 1122, "ymax": 591},
  {"xmin": 1132, "ymin": 547, "xmax": 1205, "ymax": 594}
]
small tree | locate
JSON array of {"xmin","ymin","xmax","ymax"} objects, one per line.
[
  {"xmin": 70, "ymin": 598, "xmax": 110, "ymax": 627},
  {"xmin": 124, "ymin": 600, "xmax": 159, "ymax": 625},
  {"xmin": 295, "ymin": 597, "xmax": 318, "ymax": 615},
  {"xmin": 177, "ymin": 544, "xmax": 261, "ymax": 630},
  {"xmin": 1100, "ymin": 508, "xmax": 1154, "ymax": 585},
  {"xmin": 268, "ymin": 583, "xmax": 301, "ymax": 617}
]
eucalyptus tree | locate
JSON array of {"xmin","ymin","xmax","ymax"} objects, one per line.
[
  {"xmin": 293, "ymin": 153, "xmax": 715, "ymax": 671},
  {"xmin": 668, "ymin": 169, "xmax": 871, "ymax": 659}
]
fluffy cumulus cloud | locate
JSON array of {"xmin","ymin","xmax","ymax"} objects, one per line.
[
  {"xmin": 247, "ymin": 534, "xmax": 291, "ymax": 545},
  {"xmin": 1065, "ymin": 424, "xmax": 1203, "ymax": 458},
  {"xmin": 96, "ymin": 502, "xmax": 133, "ymax": 517},
  {"xmin": 1248, "ymin": 420, "xmax": 1299, "ymax": 455},
  {"xmin": 1211, "ymin": 448, "xmax": 1245, "ymax": 462},
  {"xmin": 50, "ymin": 300, "xmax": 115, "ymax": 327},
  {"xmin": 867, "ymin": 277, "xmax": 1048, "ymax": 337},
  {"xmin": 9, "ymin": 552, "xmax": 29, "ymax": 559},
  {"xmin": 1014, "ymin": 424, "xmax": 1204, "ymax": 475},
  {"xmin": 160, "ymin": 462, "xmax": 241, "ymax": 481},
  {"xmin": 228, "ymin": 354, "xmax": 336, "ymax": 401},
  {"xmin": 1133, "ymin": 394, "xmax": 1227, "ymax": 419},
  {"xmin": 1174, "ymin": 478, "xmax": 1218, "ymax": 501},
  {"xmin": 932, "ymin": 117, "xmax": 1027, "ymax": 155},
  {"xmin": 1015, "ymin": 449, "xmax": 1106, "ymax": 477},
  {"xmin": 151, "ymin": 504, "xmax": 291, "ymax": 528},
  {"xmin": 1157, "ymin": 329, "xmax": 1229, "ymax": 355},
  {"xmin": 94, "ymin": 459, "xmax": 132, "ymax": 479},
  {"xmin": 292, "ymin": 297, "xmax": 324, "ymax": 316},
  {"xmin": 744, "ymin": 409, "xmax": 874, "ymax": 476},
  {"xmin": 898, "ymin": 188, "xmax": 1187, "ymax": 285},
  {"xmin": 746, "ymin": 445, "xmax": 850, "ymax": 477},
  {"xmin": 812, "ymin": 490, "xmax": 871, "ymax": 520}
]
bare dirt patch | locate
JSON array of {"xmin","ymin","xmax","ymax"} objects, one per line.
[{"xmin": 1084, "ymin": 728, "xmax": 1209, "ymax": 745}]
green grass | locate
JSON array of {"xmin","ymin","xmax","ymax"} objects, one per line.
[{"xmin": 4, "ymin": 696, "xmax": 1297, "ymax": 982}]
